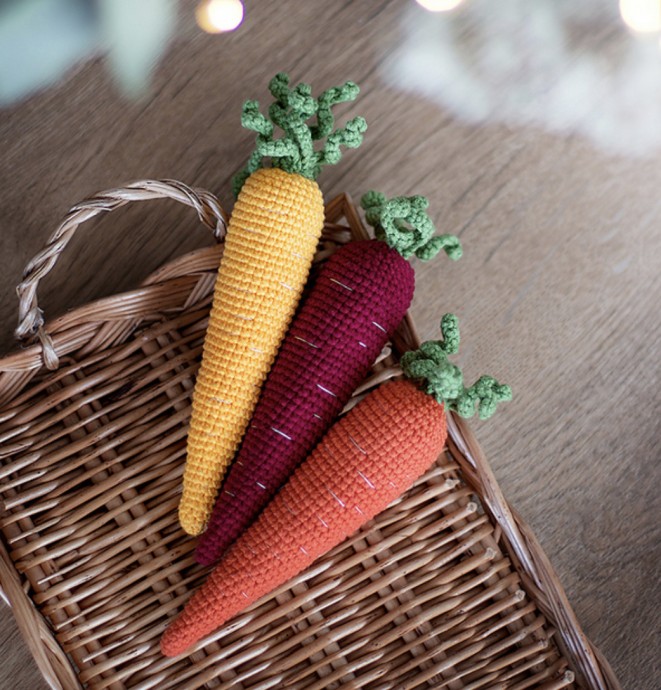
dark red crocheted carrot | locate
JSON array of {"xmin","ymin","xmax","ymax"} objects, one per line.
[
  {"xmin": 194, "ymin": 192, "xmax": 462, "ymax": 565},
  {"xmin": 160, "ymin": 314, "xmax": 511, "ymax": 656}
]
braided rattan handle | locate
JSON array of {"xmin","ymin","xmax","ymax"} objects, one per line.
[{"xmin": 15, "ymin": 179, "xmax": 228, "ymax": 370}]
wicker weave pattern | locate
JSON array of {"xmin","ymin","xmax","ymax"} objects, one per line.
[
  {"xmin": 180, "ymin": 167, "xmax": 325, "ymax": 535},
  {"xmin": 196, "ymin": 239, "xmax": 415, "ymax": 565},
  {"xmin": 0, "ymin": 186, "xmax": 619, "ymax": 689}
]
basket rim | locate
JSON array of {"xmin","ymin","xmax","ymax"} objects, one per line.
[
  {"xmin": 444, "ymin": 414, "xmax": 621, "ymax": 690},
  {"xmin": 0, "ymin": 244, "xmax": 224, "ymax": 373}
]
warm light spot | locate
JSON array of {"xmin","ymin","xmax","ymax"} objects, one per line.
[
  {"xmin": 196, "ymin": 0, "xmax": 244, "ymax": 33},
  {"xmin": 619, "ymin": 0, "xmax": 661, "ymax": 33},
  {"xmin": 415, "ymin": 0, "xmax": 464, "ymax": 12}
]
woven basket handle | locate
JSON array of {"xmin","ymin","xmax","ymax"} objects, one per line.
[{"xmin": 15, "ymin": 179, "xmax": 228, "ymax": 370}]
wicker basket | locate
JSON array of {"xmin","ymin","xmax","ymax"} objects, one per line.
[{"xmin": 0, "ymin": 182, "xmax": 620, "ymax": 690}]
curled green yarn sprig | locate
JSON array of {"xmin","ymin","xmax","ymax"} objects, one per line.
[
  {"xmin": 233, "ymin": 73, "xmax": 367, "ymax": 196},
  {"xmin": 401, "ymin": 314, "xmax": 512, "ymax": 420},
  {"xmin": 360, "ymin": 191, "xmax": 462, "ymax": 261}
]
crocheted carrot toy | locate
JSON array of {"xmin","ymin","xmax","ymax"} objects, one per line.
[
  {"xmin": 195, "ymin": 192, "xmax": 462, "ymax": 566},
  {"xmin": 179, "ymin": 73, "xmax": 367, "ymax": 535},
  {"xmin": 161, "ymin": 315, "xmax": 511, "ymax": 656}
]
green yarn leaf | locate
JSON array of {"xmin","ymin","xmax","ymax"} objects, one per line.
[
  {"xmin": 241, "ymin": 100, "xmax": 273, "ymax": 138},
  {"xmin": 268, "ymin": 72, "xmax": 291, "ymax": 106},
  {"xmin": 311, "ymin": 81, "xmax": 360, "ymax": 140},
  {"xmin": 233, "ymin": 72, "xmax": 366, "ymax": 196},
  {"xmin": 361, "ymin": 190, "xmax": 387, "ymax": 227},
  {"xmin": 315, "ymin": 116, "xmax": 367, "ymax": 174},
  {"xmin": 401, "ymin": 314, "xmax": 512, "ymax": 420},
  {"xmin": 417, "ymin": 234, "xmax": 463, "ymax": 261},
  {"xmin": 360, "ymin": 191, "xmax": 462, "ymax": 262},
  {"xmin": 438, "ymin": 313, "xmax": 460, "ymax": 354}
]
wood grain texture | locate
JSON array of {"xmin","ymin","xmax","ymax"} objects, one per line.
[{"xmin": 0, "ymin": 1, "xmax": 658, "ymax": 688}]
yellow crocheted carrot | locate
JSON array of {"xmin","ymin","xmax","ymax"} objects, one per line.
[{"xmin": 179, "ymin": 73, "xmax": 367, "ymax": 535}]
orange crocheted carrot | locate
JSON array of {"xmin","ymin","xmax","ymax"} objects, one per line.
[
  {"xmin": 179, "ymin": 73, "xmax": 366, "ymax": 535},
  {"xmin": 161, "ymin": 315, "xmax": 511, "ymax": 656}
]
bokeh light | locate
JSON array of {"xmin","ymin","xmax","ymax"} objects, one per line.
[
  {"xmin": 415, "ymin": 0, "xmax": 464, "ymax": 12},
  {"xmin": 196, "ymin": 0, "xmax": 245, "ymax": 34},
  {"xmin": 619, "ymin": 0, "xmax": 661, "ymax": 33}
]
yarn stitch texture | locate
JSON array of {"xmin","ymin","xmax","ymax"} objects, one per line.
[
  {"xmin": 161, "ymin": 379, "xmax": 446, "ymax": 657},
  {"xmin": 179, "ymin": 167, "xmax": 324, "ymax": 535},
  {"xmin": 195, "ymin": 240, "xmax": 415, "ymax": 565}
]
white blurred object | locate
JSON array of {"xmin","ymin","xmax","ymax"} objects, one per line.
[
  {"xmin": 619, "ymin": 0, "xmax": 661, "ymax": 33},
  {"xmin": 0, "ymin": 0, "xmax": 95, "ymax": 105},
  {"xmin": 387, "ymin": 0, "xmax": 661, "ymax": 156},
  {"xmin": 98, "ymin": 0, "xmax": 176, "ymax": 97},
  {"xmin": 196, "ymin": 0, "xmax": 244, "ymax": 33},
  {"xmin": 0, "ymin": 0, "xmax": 176, "ymax": 106},
  {"xmin": 416, "ymin": 0, "xmax": 465, "ymax": 12}
]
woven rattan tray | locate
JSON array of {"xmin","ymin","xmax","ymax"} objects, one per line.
[{"xmin": 0, "ymin": 182, "xmax": 620, "ymax": 689}]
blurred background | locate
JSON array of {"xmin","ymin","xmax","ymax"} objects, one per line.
[
  {"xmin": 4, "ymin": 0, "xmax": 661, "ymax": 152},
  {"xmin": 1, "ymin": 1, "xmax": 659, "ymax": 689}
]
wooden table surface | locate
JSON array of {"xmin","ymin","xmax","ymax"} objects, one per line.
[{"xmin": 1, "ymin": 2, "xmax": 658, "ymax": 688}]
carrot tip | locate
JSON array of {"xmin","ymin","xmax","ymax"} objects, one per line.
[
  {"xmin": 178, "ymin": 507, "xmax": 207, "ymax": 536},
  {"xmin": 159, "ymin": 632, "xmax": 183, "ymax": 658}
]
